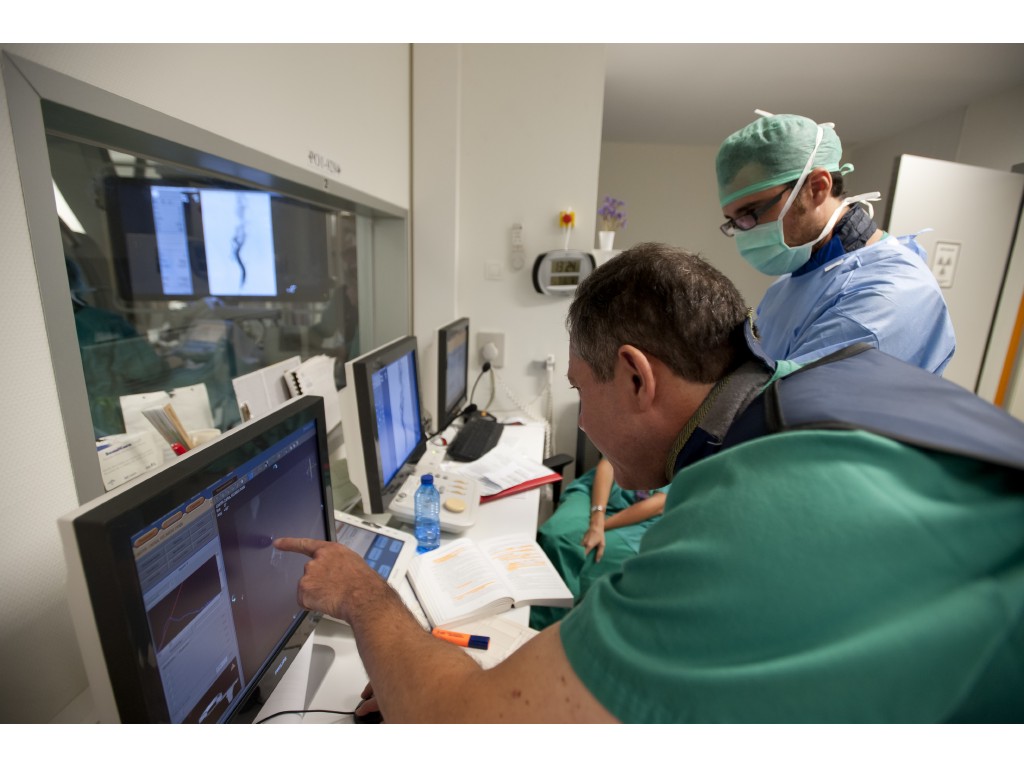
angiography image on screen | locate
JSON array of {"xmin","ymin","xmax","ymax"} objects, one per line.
[
  {"xmin": 372, "ymin": 351, "xmax": 422, "ymax": 487},
  {"xmin": 199, "ymin": 189, "xmax": 277, "ymax": 297}
]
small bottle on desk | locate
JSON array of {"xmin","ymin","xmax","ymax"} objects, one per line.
[{"xmin": 414, "ymin": 474, "xmax": 441, "ymax": 553}]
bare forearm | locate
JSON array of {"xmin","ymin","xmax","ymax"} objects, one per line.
[
  {"xmin": 346, "ymin": 586, "xmax": 488, "ymax": 722},
  {"xmin": 592, "ymin": 459, "xmax": 614, "ymax": 506},
  {"xmin": 588, "ymin": 459, "xmax": 616, "ymax": 532},
  {"xmin": 355, "ymin": 613, "xmax": 616, "ymax": 723},
  {"xmin": 603, "ymin": 494, "xmax": 665, "ymax": 531}
]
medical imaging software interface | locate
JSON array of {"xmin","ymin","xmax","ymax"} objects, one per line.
[
  {"xmin": 335, "ymin": 522, "xmax": 405, "ymax": 581},
  {"xmin": 130, "ymin": 421, "xmax": 324, "ymax": 723},
  {"xmin": 371, "ymin": 350, "xmax": 422, "ymax": 488}
]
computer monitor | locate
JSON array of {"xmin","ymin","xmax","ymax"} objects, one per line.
[
  {"xmin": 58, "ymin": 395, "xmax": 335, "ymax": 723},
  {"xmin": 437, "ymin": 317, "xmax": 469, "ymax": 431},
  {"xmin": 105, "ymin": 178, "xmax": 332, "ymax": 303},
  {"xmin": 341, "ymin": 335, "xmax": 426, "ymax": 516}
]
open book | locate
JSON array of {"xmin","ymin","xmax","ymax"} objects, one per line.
[{"xmin": 408, "ymin": 535, "xmax": 573, "ymax": 628}]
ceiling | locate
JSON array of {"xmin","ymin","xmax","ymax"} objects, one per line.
[{"xmin": 601, "ymin": 44, "xmax": 1024, "ymax": 148}]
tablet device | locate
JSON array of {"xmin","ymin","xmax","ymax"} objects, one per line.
[{"xmin": 333, "ymin": 511, "xmax": 416, "ymax": 589}]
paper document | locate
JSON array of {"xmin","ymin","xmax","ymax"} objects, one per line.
[
  {"xmin": 441, "ymin": 615, "xmax": 538, "ymax": 669},
  {"xmin": 460, "ymin": 445, "xmax": 559, "ymax": 496},
  {"xmin": 231, "ymin": 356, "xmax": 300, "ymax": 422},
  {"xmin": 96, "ymin": 432, "xmax": 163, "ymax": 491}
]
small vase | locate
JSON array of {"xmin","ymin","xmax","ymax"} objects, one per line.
[{"xmin": 598, "ymin": 230, "xmax": 615, "ymax": 250}]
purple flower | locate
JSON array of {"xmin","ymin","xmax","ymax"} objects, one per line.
[{"xmin": 597, "ymin": 196, "xmax": 626, "ymax": 231}]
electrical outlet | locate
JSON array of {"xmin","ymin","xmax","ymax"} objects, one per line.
[{"xmin": 478, "ymin": 331, "xmax": 505, "ymax": 368}]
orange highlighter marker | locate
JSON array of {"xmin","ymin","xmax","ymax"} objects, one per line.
[{"xmin": 432, "ymin": 628, "xmax": 490, "ymax": 650}]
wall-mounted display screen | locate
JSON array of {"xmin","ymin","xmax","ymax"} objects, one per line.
[{"xmin": 106, "ymin": 179, "xmax": 332, "ymax": 303}]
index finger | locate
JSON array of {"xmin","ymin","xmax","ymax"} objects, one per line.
[{"xmin": 273, "ymin": 536, "xmax": 326, "ymax": 557}]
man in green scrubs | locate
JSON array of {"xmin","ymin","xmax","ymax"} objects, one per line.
[{"xmin": 274, "ymin": 242, "xmax": 1024, "ymax": 723}]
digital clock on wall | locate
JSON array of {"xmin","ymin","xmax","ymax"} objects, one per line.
[{"xmin": 532, "ymin": 249, "xmax": 597, "ymax": 295}]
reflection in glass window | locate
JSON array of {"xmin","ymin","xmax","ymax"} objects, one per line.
[{"xmin": 51, "ymin": 136, "xmax": 363, "ymax": 438}]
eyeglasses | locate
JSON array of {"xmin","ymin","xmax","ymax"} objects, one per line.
[{"xmin": 720, "ymin": 182, "xmax": 796, "ymax": 237}]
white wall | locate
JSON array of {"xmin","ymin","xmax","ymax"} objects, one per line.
[
  {"xmin": 0, "ymin": 43, "xmax": 410, "ymax": 723},
  {"xmin": 957, "ymin": 83, "xmax": 1024, "ymax": 171},
  {"xmin": 844, "ymin": 109, "xmax": 966, "ymax": 228},
  {"xmin": 415, "ymin": 44, "xmax": 607, "ymax": 465},
  {"xmin": 597, "ymin": 141, "xmax": 775, "ymax": 310},
  {"xmin": 412, "ymin": 44, "xmax": 462, "ymax": 429}
]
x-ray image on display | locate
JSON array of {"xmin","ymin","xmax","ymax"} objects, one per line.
[
  {"xmin": 199, "ymin": 190, "xmax": 277, "ymax": 297},
  {"xmin": 372, "ymin": 351, "xmax": 422, "ymax": 487},
  {"xmin": 106, "ymin": 176, "xmax": 336, "ymax": 303}
]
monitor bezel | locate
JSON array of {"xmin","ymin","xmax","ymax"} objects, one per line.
[
  {"xmin": 436, "ymin": 317, "xmax": 470, "ymax": 432},
  {"xmin": 345, "ymin": 335, "xmax": 426, "ymax": 516},
  {"xmin": 59, "ymin": 395, "xmax": 335, "ymax": 723}
]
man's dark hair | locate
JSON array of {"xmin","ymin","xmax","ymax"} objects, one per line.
[
  {"xmin": 567, "ymin": 242, "xmax": 749, "ymax": 384},
  {"xmin": 830, "ymin": 171, "xmax": 846, "ymax": 198}
]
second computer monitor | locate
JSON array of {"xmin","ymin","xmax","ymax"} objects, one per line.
[
  {"xmin": 437, "ymin": 317, "xmax": 469, "ymax": 431},
  {"xmin": 342, "ymin": 335, "xmax": 426, "ymax": 515}
]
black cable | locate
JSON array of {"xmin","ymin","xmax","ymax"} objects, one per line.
[
  {"xmin": 422, "ymin": 363, "xmax": 493, "ymax": 442},
  {"xmin": 255, "ymin": 708, "xmax": 355, "ymax": 724},
  {"xmin": 468, "ymin": 362, "xmax": 491, "ymax": 410}
]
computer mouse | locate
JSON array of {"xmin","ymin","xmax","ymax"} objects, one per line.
[{"xmin": 353, "ymin": 700, "xmax": 383, "ymax": 724}]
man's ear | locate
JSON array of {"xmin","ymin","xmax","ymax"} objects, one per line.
[
  {"xmin": 617, "ymin": 345, "xmax": 656, "ymax": 409},
  {"xmin": 806, "ymin": 168, "xmax": 833, "ymax": 205}
]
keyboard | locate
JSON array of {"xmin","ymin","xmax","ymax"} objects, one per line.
[{"xmin": 445, "ymin": 418, "xmax": 504, "ymax": 462}]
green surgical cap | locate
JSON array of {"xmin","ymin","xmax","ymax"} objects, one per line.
[{"xmin": 716, "ymin": 114, "xmax": 844, "ymax": 207}]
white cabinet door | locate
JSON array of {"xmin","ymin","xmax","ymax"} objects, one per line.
[{"xmin": 886, "ymin": 154, "xmax": 1024, "ymax": 397}]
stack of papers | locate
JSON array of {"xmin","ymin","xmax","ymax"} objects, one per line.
[{"xmin": 457, "ymin": 445, "xmax": 561, "ymax": 501}]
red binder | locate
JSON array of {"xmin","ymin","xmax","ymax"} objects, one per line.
[{"xmin": 479, "ymin": 471, "xmax": 561, "ymax": 503}]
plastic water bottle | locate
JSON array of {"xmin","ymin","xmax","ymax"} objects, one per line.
[{"xmin": 414, "ymin": 474, "xmax": 441, "ymax": 553}]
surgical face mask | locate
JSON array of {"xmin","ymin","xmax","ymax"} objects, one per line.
[
  {"xmin": 736, "ymin": 195, "xmax": 834, "ymax": 275},
  {"xmin": 735, "ymin": 189, "xmax": 881, "ymax": 275}
]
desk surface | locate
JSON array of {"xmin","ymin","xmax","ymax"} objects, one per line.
[{"xmin": 253, "ymin": 420, "xmax": 547, "ymax": 724}]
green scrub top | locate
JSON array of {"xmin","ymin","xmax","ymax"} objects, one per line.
[{"xmin": 560, "ymin": 429, "xmax": 1024, "ymax": 723}]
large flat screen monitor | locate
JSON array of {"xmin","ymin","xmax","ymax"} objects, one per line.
[
  {"xmin": 341, "ymin": 335, "xmax": 426, "ymax": 516},
  {"xmin": 58, "ymin": 395, "xmax": 335, "ymax": 723},
  {"xmin": 105, "ymin": 178, "xmax": 332, "ymax": 302},
  {"xmin": 437, "ymin": 317, "xmax": 469, "ymax": 432}
]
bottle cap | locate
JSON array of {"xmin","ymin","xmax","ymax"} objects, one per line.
[{"xmin": 420, "ymin": 474, "xmax": 434, "ymax": 485}]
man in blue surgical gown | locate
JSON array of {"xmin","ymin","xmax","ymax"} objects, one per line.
[{"xmin": 716, "ymin": 111, "xmax": 955, "ymax": 372}]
